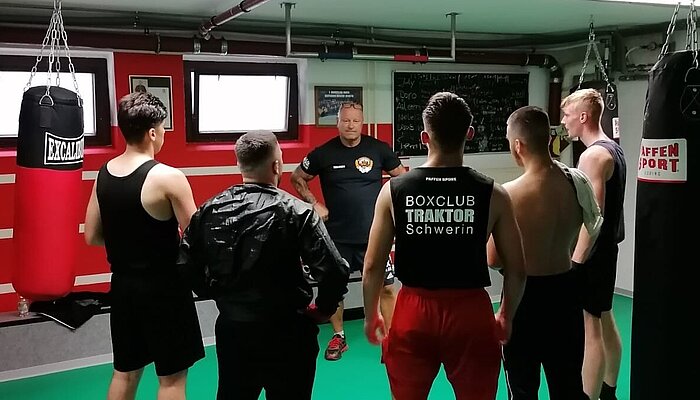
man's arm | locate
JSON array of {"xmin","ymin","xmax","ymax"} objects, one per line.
[
  {"xmin": 162, "ymin": 167, "xmax": 198, "ymax": 232},
  {"xmin": 298, "ymin": 207, "xmax": 349, "ymax": 316},
  {"xmin": 490, "ymin": 184, "xmax": 526, "ymax": 344},
  {"xmin": 572, "ymin": 148, "xmax": 610, "ymax": 262},
  {"xmin": 177, "ymin": 208, "xmax": 209, "ymax": 297},
  {"xmin": 386, "ymin": 164, "xmax": 406, "ymax": 177},
  {"xmin": 291, "ymin": 166, "xmax": 329, "ymax": 221},
  {"xmin": 84, "ymin": 180, "xmax": 104, "ymax": 246},
  {"xmin": 290, "ymin": 166, "xmax": 318, "ymax": 204},
  {"xmin": 362, "ymin": 182, "xmax": 395, "ymax": 343}
]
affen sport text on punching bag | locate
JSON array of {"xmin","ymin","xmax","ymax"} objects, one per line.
[
  {"xmin": 12, "ymin": 86, "xmax": 84, "ymax": 301},
  {"xmin": 631, "ymin": 35, "xmax": 699, "ymax": 400}
]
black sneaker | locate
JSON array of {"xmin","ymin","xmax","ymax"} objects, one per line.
[{"xmin": 324, "ymin": 334, "xmax": 348, "ymax": 361}]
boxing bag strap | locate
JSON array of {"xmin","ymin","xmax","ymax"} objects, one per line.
[
  {"xmin": 577, "ymin": 20, "xmax": 616, "ymax": 111},
  {"xmin": 24, "ymin": 0, "xmax": 82, "ymax": 107}
]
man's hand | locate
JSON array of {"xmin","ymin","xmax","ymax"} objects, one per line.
[
  {"xmin": 313, "ymin": 202, "xmax": 329, "ymax": 222},
  {"xmin": 304, "ymin": 304, "xmax": 332, "ymax": 324},
  {"xmin": 494, "ymin": 310, "xmax": 512, "ymax": 345},
  {"xmin": 364, "ymin": 314, "xmax": 386, "ymax": 345}
]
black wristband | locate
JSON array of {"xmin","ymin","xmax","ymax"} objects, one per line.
[{"xmin": 571, "ymin": 260, "xmax": 583, "ymax": 269}]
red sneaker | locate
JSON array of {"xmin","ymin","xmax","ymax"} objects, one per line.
[{"xmin": 324, "ymin": 333, "xmax": 348, "ymax": 361}]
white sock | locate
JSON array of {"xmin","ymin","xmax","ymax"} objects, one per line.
[{"xmin": 334, "ymin": 330, "xmax": 345, "ymax": 337}]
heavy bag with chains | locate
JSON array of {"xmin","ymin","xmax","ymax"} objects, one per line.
[
  {"xmin": 631, "ymin": 50, "xmax": 699, "ymax": 400},
  {"xmin": 12, "ymin": 85, "xmax": 83, "ymax": 301}
]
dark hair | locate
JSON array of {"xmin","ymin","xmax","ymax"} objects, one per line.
[
  {"xmin": 117, "ymin": 92, "xmax": 167, "ymax": 144},
  {"xmin": 507, "ymin": 106, "xmax": 551, "ymax": 155},
  {"xmin": 235, "ymin": 130, "xmax": 279, "ymax": 173},
  {"xmin": 422, "ymin": 92, "xmax": 474, "ymax": 150}
]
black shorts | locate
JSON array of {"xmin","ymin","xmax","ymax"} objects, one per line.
[
  {"xmin": 110, "ymin": 272, "xmax": 205, "ymax": 376},
  {"xmin": 503, "ymin": 270, "xmax": 587, "ymax": 400},
  {"xmin": 335, "ymin": 242, "xmax": 395, "ymax": 286},
  {"xmin": 578, "ymin": 243, "xmax": 619, "ymax": 317},
  {"xmin": 215, "ymin": 316, "xmax": 319, "ymax": 399}
]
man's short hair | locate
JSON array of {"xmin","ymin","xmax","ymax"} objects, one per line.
[
  {"xmin": 507, "ymin": 106, "xmax": 552, "ymax": 154},
  {"xmin": 117, "ymin": 92, "xmax": 167, "ymax": 144},
  {"xmin": 561, "ymin": 88, "xmax": 604, "ymax": 121},
  {"xmin": 235, "ymin": 130, "xmax": 278, "ymax": 173},
  {"xmin": 422, "ymin": 92, "xmax": 474, "ymax": 151},
  {"xmin": 337, "ymin": 102, "xmax": 363, "ymax": 117}
]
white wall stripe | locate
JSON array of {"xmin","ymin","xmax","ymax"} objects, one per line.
[
  {"xmin": 11, "ymin": 158, "xmax": 291, "ymax": 182},
  {"xmin": 0, "ymin": 226, "xmax": 84, "ymax": 240},
  {"xmin": 81, "ymin": 170, "xmax": 97, "ymax": 180},
  {"xmin": 74, "ymin": 273, "xmax": 112, "ymax": 286},
  {"xmin": 0, "ymin": 273, "xmax": 113, "ymax": 295},
  {"xmin": 0, "ymin": 283, "xmax": 14, "ymax": 295},
  {"xmin": 4, "ymin": 163, "xmax": 302, "ymax": 184}
]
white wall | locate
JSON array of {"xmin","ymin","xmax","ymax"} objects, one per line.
[{"xmin": 615, "ymin": 80, "xmax": 648, "ymax": 293}]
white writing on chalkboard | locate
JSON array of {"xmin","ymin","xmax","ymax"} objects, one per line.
[{"xmin": 393, "ymin": 71, "xmax": 529, "ymax": 157}]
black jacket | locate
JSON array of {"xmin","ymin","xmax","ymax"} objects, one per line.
[{"xmin": 178, "ymin": 183, "xmax": 349, "ymax": 321}]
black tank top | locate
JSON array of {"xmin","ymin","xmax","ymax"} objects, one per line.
[
  {"xmin": 97, "ymin": 159, "xmax": 180, "ymax": 273},
  {"xmin": 390, "ymin": 167, "xmax": 494, "ymax": 289},
  {"xmin": 591, "ymin": 140, "xmax": 626, "ymax": 245}
]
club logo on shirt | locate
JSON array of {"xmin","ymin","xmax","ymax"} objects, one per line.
[
  {"xmin": 302, "ymin": 156, "xmax": 310, "ymax": 170},
  {"xmin": 355, "ymin": 156, "xmax": 373, "ymax": 173}
]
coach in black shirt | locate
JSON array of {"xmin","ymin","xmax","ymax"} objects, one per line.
[{"xmin": 291, "ymin": 102, "xmax": 406, "ymax": 361}]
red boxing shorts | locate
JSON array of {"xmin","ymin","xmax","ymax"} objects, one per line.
[{"xmin": 382, "ymin": 286, "xmax": 500, "ymax": 400}]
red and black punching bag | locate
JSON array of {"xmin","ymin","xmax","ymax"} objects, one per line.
[
  {"xmin": 13, "ymin": 86, "xmax": 84, "ymax": 301},
  {"xmin": 631, "ymin": 50, "xmax": 699, "ymax": 399}
]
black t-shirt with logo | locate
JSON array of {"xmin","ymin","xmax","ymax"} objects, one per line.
[
  {"xmin": 301, "ymin": 135, "xmax": 401, "ymax": 244},
  {"xmin": 390, "ymin": 167, "xmax": 494, "ymax": 289}
]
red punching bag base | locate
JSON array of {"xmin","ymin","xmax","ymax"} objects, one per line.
[{"xmin": 13, "ymin": 166, "xmax": 81, "ymax": 301}]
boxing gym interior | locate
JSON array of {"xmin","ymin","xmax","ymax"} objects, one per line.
[{"xmin": 0, "ymin": 0, "xmax": 695, "ymax": 399}]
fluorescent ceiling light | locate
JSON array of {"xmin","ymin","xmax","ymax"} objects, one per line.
[{"xmin": 591, "ymin": 0, "xmax": 695, "ymax": 5}]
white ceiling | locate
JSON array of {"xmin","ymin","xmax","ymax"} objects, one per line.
[{"xmin": 0, "ymin": 0, "xmax": 685, "ymax": 35}]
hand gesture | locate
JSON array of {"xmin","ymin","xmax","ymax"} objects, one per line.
[
  {"xmin": 364, "ymin": 314, "xmax": 386, "ymax": 345},
  {"xmin": 313, "ymin": 202, "xmax": 329, "ymax": 222}
]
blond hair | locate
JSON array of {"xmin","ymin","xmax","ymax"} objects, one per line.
[{"xmin": 561, "ymin": 89, "xmax": 604, "ymax": 121}]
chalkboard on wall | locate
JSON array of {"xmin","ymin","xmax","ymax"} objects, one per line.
[{"xmin": 393, "ymin": 71, "xmax": 529, "ymax": 156}]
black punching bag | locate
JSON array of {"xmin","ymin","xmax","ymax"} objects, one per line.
[
  {"xmin": 631, "ymin": 50, "xmax": 698, "ymax": 399},
  {"xmin": 570, "ymin": 81, "xmax": 620, "ymax": 165}
]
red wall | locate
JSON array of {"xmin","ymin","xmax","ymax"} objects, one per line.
[{"xmin": 0, "ymin": 52, "xmax": 394, "ymax": 312}]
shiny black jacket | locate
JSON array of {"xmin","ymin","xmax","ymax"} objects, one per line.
[{"xmin": 178, "ymin": 183, "xmax": 349, "ymax": 321}]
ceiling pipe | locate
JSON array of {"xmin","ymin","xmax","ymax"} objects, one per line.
[
  {"xmin": 199, "ymin": 0, "xmax": 272, "ymax": 39},
  {"xmin": 0, "ymin": 22, "xmax": 563, "ymax": 122},
  {"xmin": 283, "ymin": 2, "xmax": 457, "ymax": 63}
]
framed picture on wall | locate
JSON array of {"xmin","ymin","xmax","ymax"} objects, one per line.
[
  {"xmin": 314, "ymin": 86, "xmax": 363, "ymax": 127},
  {"xmin": 129, "ymin": 75, "xmax": 174, "ymax": 131}
]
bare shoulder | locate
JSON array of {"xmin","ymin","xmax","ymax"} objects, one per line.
[
  {"xmin": 501, "ymin": 175, "xmax": 525, "ymax": 195},
  {"xmin": 580, "ymin": 143, "xmax": 614, "ymax": 177},
  {"xmin": 581, "ymin": 144, "xmax": 613, "ymax": 165},
  {"xmin": 148, "ymin": 163, "xmax": 188, "ymax": 188},
  {"xmin": 490, "ymin": 182, "xmax": 512, "ymax": 210},
  {"xmin": 151, "ymin": 163, "xmax": 185, "ymax": 178}
]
